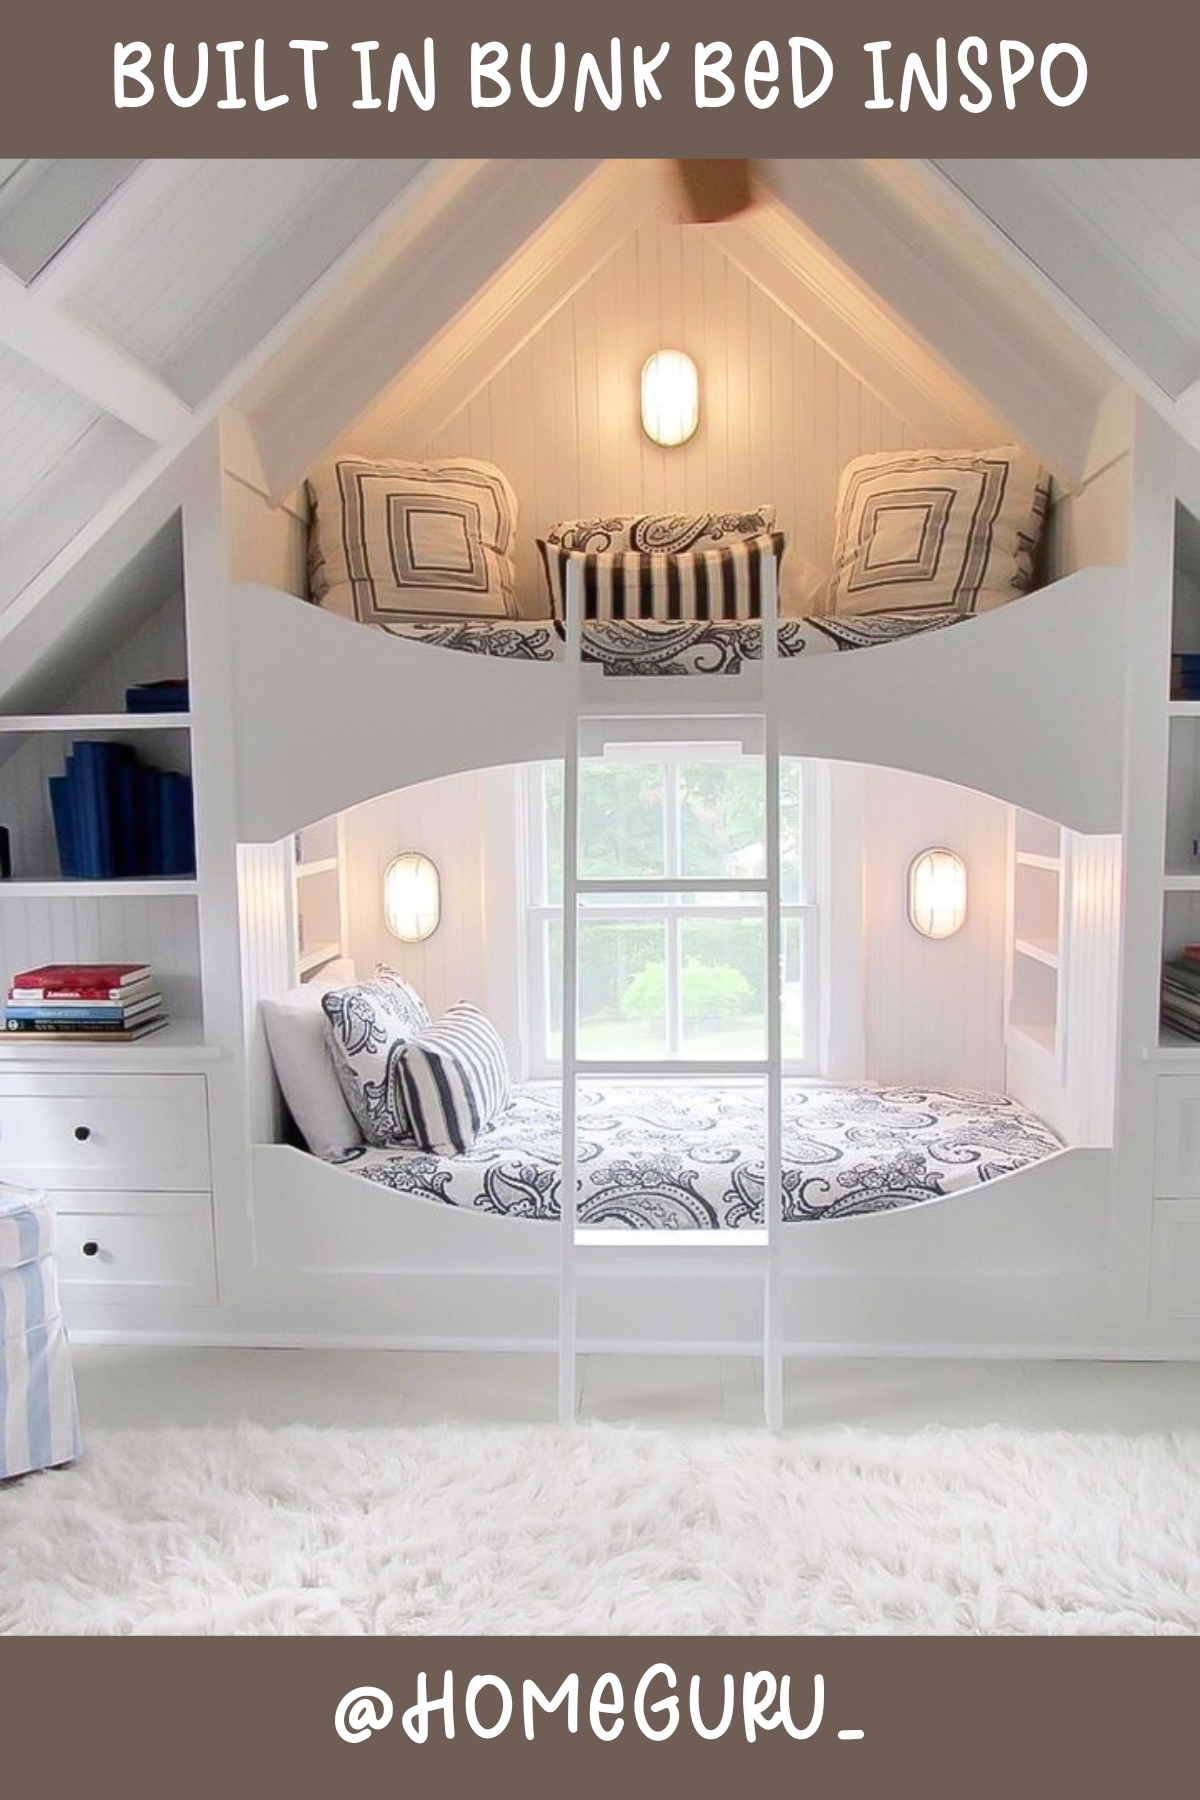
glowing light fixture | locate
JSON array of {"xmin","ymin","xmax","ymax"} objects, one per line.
[
  {"xmin": 384, "ymin": 852, "xmax": 441, "ymax": 942},
  {"xmin": 907, "ymin": 847, "xmax": 967, "ymax": 940},
  {"xmin": 640, "ymin": 350, "xmax": 700, "ymax": 447}
]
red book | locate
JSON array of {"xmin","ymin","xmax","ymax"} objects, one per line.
[{"xmin": 8, "ymin": 962, "xmax": 152, "ymax": 1000}]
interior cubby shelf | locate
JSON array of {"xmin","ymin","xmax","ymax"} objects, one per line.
[
  {"xmin": 0, "ymin": 1018, "xmax": 217, "ymax": 1064},
  {"xmin": 0, "ymin": 714, "xmax": 192, "ymax": 734}
]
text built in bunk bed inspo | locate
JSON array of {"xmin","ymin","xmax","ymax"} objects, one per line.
[{"xmin": 230, "ymin": 447, "xmax": 1126, "ymax": 1381}]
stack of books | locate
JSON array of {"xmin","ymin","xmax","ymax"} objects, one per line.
[
  {"xmin": 1161, "ymin": 948, "xmax": 1200, "ymax": 1040},
  {"xmin": 4, "ymin": 962, "xmax": 168, "ymax": 1042},
  {"xmin": 1170, "ymin": 653, "xmax": 1200, "ymax": 700},
  {"xmin": 49, "ymin": 740, "xmax": 195, "ymax": 879}
]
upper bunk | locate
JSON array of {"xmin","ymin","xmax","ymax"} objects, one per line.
[{"xmin": 228, "ymin": 563, "xmax": 1128, "ymax": 844}]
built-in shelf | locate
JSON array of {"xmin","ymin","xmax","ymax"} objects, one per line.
[
  {"xmin": 1014, "ymin": 935, "xmax": 1059, "ymax": 968},
  {"xmin": 298, "ymin": 941, "xmax": 341, "ymax": 974},
  {"xmin": 296, "ymin": 858, "xmax": 338, "ymax": 880},
  {"xmin": 0, "ymin": 878, "xmax": 198, "ymax": 899},
  {"xmin": 0, "ymin": 1018, "xmax": 218, "ymax": 1066},
  {"xmin": 1014, "ymin": 851, "xmax": 1061, "ymax": 873},
  {"xmin": 0, "ymin": 713, "xmax": 192, "ymax": 734},
  {"xmin": 1006, "ymin": 1021, "xmax": 1057, "ymax": 1059},
  {"xmin": 1149, "ymin": 1027, "xmax": 1200, "ymax": 1058},
  {"xmin": 1164, "ymin": 872, "xmax": 1200, "ymax": 890}
]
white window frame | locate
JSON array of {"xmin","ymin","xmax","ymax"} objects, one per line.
[{"xmin": 520, "ymin": 753, "xmax": 824, "ymax": 1077}]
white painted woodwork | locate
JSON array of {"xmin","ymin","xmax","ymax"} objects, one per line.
[
  {"xmin": 51, "ymin": 1189, "xmax": 216, "ymax": 1308},
  {"xmin": 68, "ymin": 162, "xmax": 425, "ymax": 408},
  {"xmin": 764, "ymin": 161, "xmax": 1108, "ymax": 481},
  {"xmin": 0, "ymin": 1070, "xmax": 209, "ymax": 1190},
  {"xmin": 247, "ymin": 159, "xmax": 604, "ymax": 496},
  {"xmin": 936, "ymin": 161, "xmax": 1200, "ymax": 402},
  {"xmin": 0, "ymin": 265, "xmax": 192, "ymax": 443},
  {"xmin": 229, "ymin": 570, "xmax": 1128, "ymax": 851},
  {"xmin": 1149, "ymin": 1202, "xmax": 1200, "ymax": 1318},
  {"xmin": 860, "ymin": 768, "xmax": 1008, "ymax": 1092},
  {"xmin": 351, "ymin": 211, "xmax": 986, "ymax": 617},
  {"xmin": 236, "ymin": 840, "xmax": 299, "ymax": 1145}
]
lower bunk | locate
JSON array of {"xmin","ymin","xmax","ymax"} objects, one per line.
[
  {"xmin": 245, "ymin": 1079, "xmax": 1111, "ymax": 1355},
  {"xmin": 331, "ymin": 1078, "xmax": 1061, "ymax": 1228}
]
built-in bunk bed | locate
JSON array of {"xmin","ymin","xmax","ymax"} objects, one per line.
[{"xmin": 230, "ymin": 446, "xmax": 1127, "ymax": 1417}]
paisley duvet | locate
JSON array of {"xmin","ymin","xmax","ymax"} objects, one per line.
[
  {"xmin": 333, "ymin": 1079, "xmax": 1062, "ymax": 1228},
  {"xmin": 375, "ymin": 609, "xmax": 965, "ymax": 676}
]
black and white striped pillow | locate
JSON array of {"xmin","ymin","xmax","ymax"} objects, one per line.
[
  {"xmin": 537, "ymin": 531, "xmax": 786, "ymax": 624},
  {"xmin": 397, "ymin": 1004, "xmax": 511, "ymax": 1155}
]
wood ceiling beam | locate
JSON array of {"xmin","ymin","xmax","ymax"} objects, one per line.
[{"xmin": 0, "ymin": 264, "xmax": 193, "ymax": 445}]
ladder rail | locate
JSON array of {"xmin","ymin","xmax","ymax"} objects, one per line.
[
  {"xmin": 558, "ymin": 561, "xmax": 584, "ymax": 1422},
  {"xmin": 557, "ymin": 552, "xmax": 786, "ymax": 1426},
  {"xmin": 762, "ymin": 558, "xmax": 785, "ymax": 1430}
]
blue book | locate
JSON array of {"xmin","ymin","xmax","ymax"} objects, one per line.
[
  {"xmin": 159, "ymin": 771, "xmax": 196, "ymax": 876},
  {"xmin": 138, "ymin": 764, "xmax": 163, "ymax": 875},
  {"xmin": 70, "ymin": 741, "xmax": 119, "ymax": 878},
  {"xmin": 48, "ymin": 773, "xmax": 80, "ymax": 878},
  {"xmin": 5, "ymin": 998, "xmax": 160, "ymax": 1022},
  {"xmin": 125, "ymin": 679, "xmax": 189, "ymax": 713},
  {"xmin": 112, "ymin": 749, "xmax": 140, "ymax": 878}
]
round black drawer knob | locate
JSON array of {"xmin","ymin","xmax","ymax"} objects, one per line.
[
  {"xmin": 73, "ymin": 1125, "xmax": 91, "ymax": 1142},
  {"xmin": 81, "ymin": 1241, "xmax": 100, "ymax": 1258}
]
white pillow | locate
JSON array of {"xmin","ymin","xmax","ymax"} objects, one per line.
[
  {"xmin": 307, "ymin": 456, "xmax": 519, "ymax": 624},
  {"xmin": 260, "ymin": 959, "xmax": 361, "ymax": 1158},
  {"xmin": 828, "ymin": 446, "xmax": 1050, "ymax": 617}
]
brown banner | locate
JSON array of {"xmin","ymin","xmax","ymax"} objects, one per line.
[
  {"xmin": 3, "ymin": 1637, "xmax": 1198, "ymax": 1798},
  {"xmin": 4, "ymin": 0, "xmax": 1199, "ymax": 154}
]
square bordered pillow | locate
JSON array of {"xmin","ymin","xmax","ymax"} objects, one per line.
[
  {"xmin": 321, "ymin": 967, "xmax": 430, "ymax": 1146},
  {"xmin": 540, "ymin": 507, "xmax": 774, "ymax": 616},
  {"xmin": 307, "ymin": 456, "xmax": 519, "ymax": 625},
  {"xmin": 396, "ymin": 1004, "xmax": 511, "ymax": 1155},
  {"xmin": 260, "ymin": 959, "xmax": 362, "ymax": 1158},
  {"xmin": 537, "ymin": 532, "xmax": 786, "ymax": 624},
  {"xmin": 828, "ymin": 447, "xmax": 1050, "ymax": 618}
]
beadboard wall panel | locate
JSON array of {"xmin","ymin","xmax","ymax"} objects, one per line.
[
  {"xmin": 339, "ymin": 766, "xmax": 527, "ymax": 1069},
  {"xmin": 344, "ymin": 218, "xmax": 963, "ymax": 619},
  {"xmin": 0, "ymin": 893, "xmax": 200, "ymax": 1023},
  {"xmin": 337, "ymin": 758, "xmax": 1010, "ymax": 1092},
  {"xmin": 859, "ymin": 766, "xmax": 1010, "ymax": 1091},
  {"xmin": 236, "ymin": 840, "xmax": 297, "ymax": 1143}
]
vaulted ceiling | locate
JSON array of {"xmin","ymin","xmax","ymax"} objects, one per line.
[{"xmin": 1, "ymin": 156, "xmax": 1197, "ymax": 636}]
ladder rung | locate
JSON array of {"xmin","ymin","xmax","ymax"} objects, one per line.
[
  {"xmin": 573, "ymin": 1227, "xmax": 770, "ymax": 1252},
  {"xmin": 576, "ymin": 877, "xmax": 767, "ymax": 896},
  {"xmin": 574, "ymin": 1059, "xmax": 770, "ymax": 1078}
]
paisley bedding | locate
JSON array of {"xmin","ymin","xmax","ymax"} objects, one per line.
[
  {"xmin": 333, "ymin": 1079, "xmax": 1062, "ymax": 1227},
  {"xmin": 371, "ymin": 609, "xmax": 966, "ymax": 676}
]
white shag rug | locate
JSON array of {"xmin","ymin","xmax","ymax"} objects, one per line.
[{"xmin": 2, "ymin": 1422, "xmax": 1197, "ymax": 1635}]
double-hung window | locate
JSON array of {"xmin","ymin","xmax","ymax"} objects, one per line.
[{"xmin": 522, "ymin": 750, "xmax": 821, "ymax": 1074}]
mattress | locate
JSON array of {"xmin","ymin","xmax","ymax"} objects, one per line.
[
  {"xmin": 335, "ymin": 1080, "xmax": 1062, "ymax": 1227},
  {"xmin": 373, "ymin": 609, "xmax": 966, "ymax": 676}
]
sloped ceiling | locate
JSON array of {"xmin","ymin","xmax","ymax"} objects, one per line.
[{"xmin": 3, "ymin": 154, "xmax": 1200, "ymax": 639}]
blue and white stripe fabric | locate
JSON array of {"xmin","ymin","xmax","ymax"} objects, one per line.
[
  {"xmin": 1, "ymin": 1182, "xmax": 81, "ymax": 1482},
  {"xmin": 397, "ymin": 1005, "xmax": 511, "ymax": 1155}
]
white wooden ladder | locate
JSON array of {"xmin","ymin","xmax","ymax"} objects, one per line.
[{"xmin": 558, "ymin": 564, "xmax": 784, "ymax": 1427}]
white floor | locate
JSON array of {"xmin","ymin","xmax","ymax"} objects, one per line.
[{"xmin": 72, "ymin": 1346, "xmax": 1200, "ymax": 1434}]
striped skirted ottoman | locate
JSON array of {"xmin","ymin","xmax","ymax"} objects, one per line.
[{"xmin": 1, "ymin": 1181, "xmax": 81, "ymax": 1481}]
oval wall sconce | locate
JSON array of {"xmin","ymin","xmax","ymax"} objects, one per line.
[
  {"xmin": 907, "ymin": 847, "xmax": 967, "ymax": 940},
  {"xmin": 640, "ymin": 349, "xmax": 700, "ymax": 447},
  {"xmin": 384, "ymin": 851, "xmax": 441, "ymax": 943}
]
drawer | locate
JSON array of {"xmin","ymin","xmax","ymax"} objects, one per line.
[
  {"xmin": 1150, "ymin": 1200, "xmax": 1200, "ymax": 1320},
  {"xmin": 51, "ymin": 1190, "xmax": 216, "ymax": 1308},
  {"xmin": 0, "ymin": 1073, "xmax": 209, "ymax": 1191}
]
